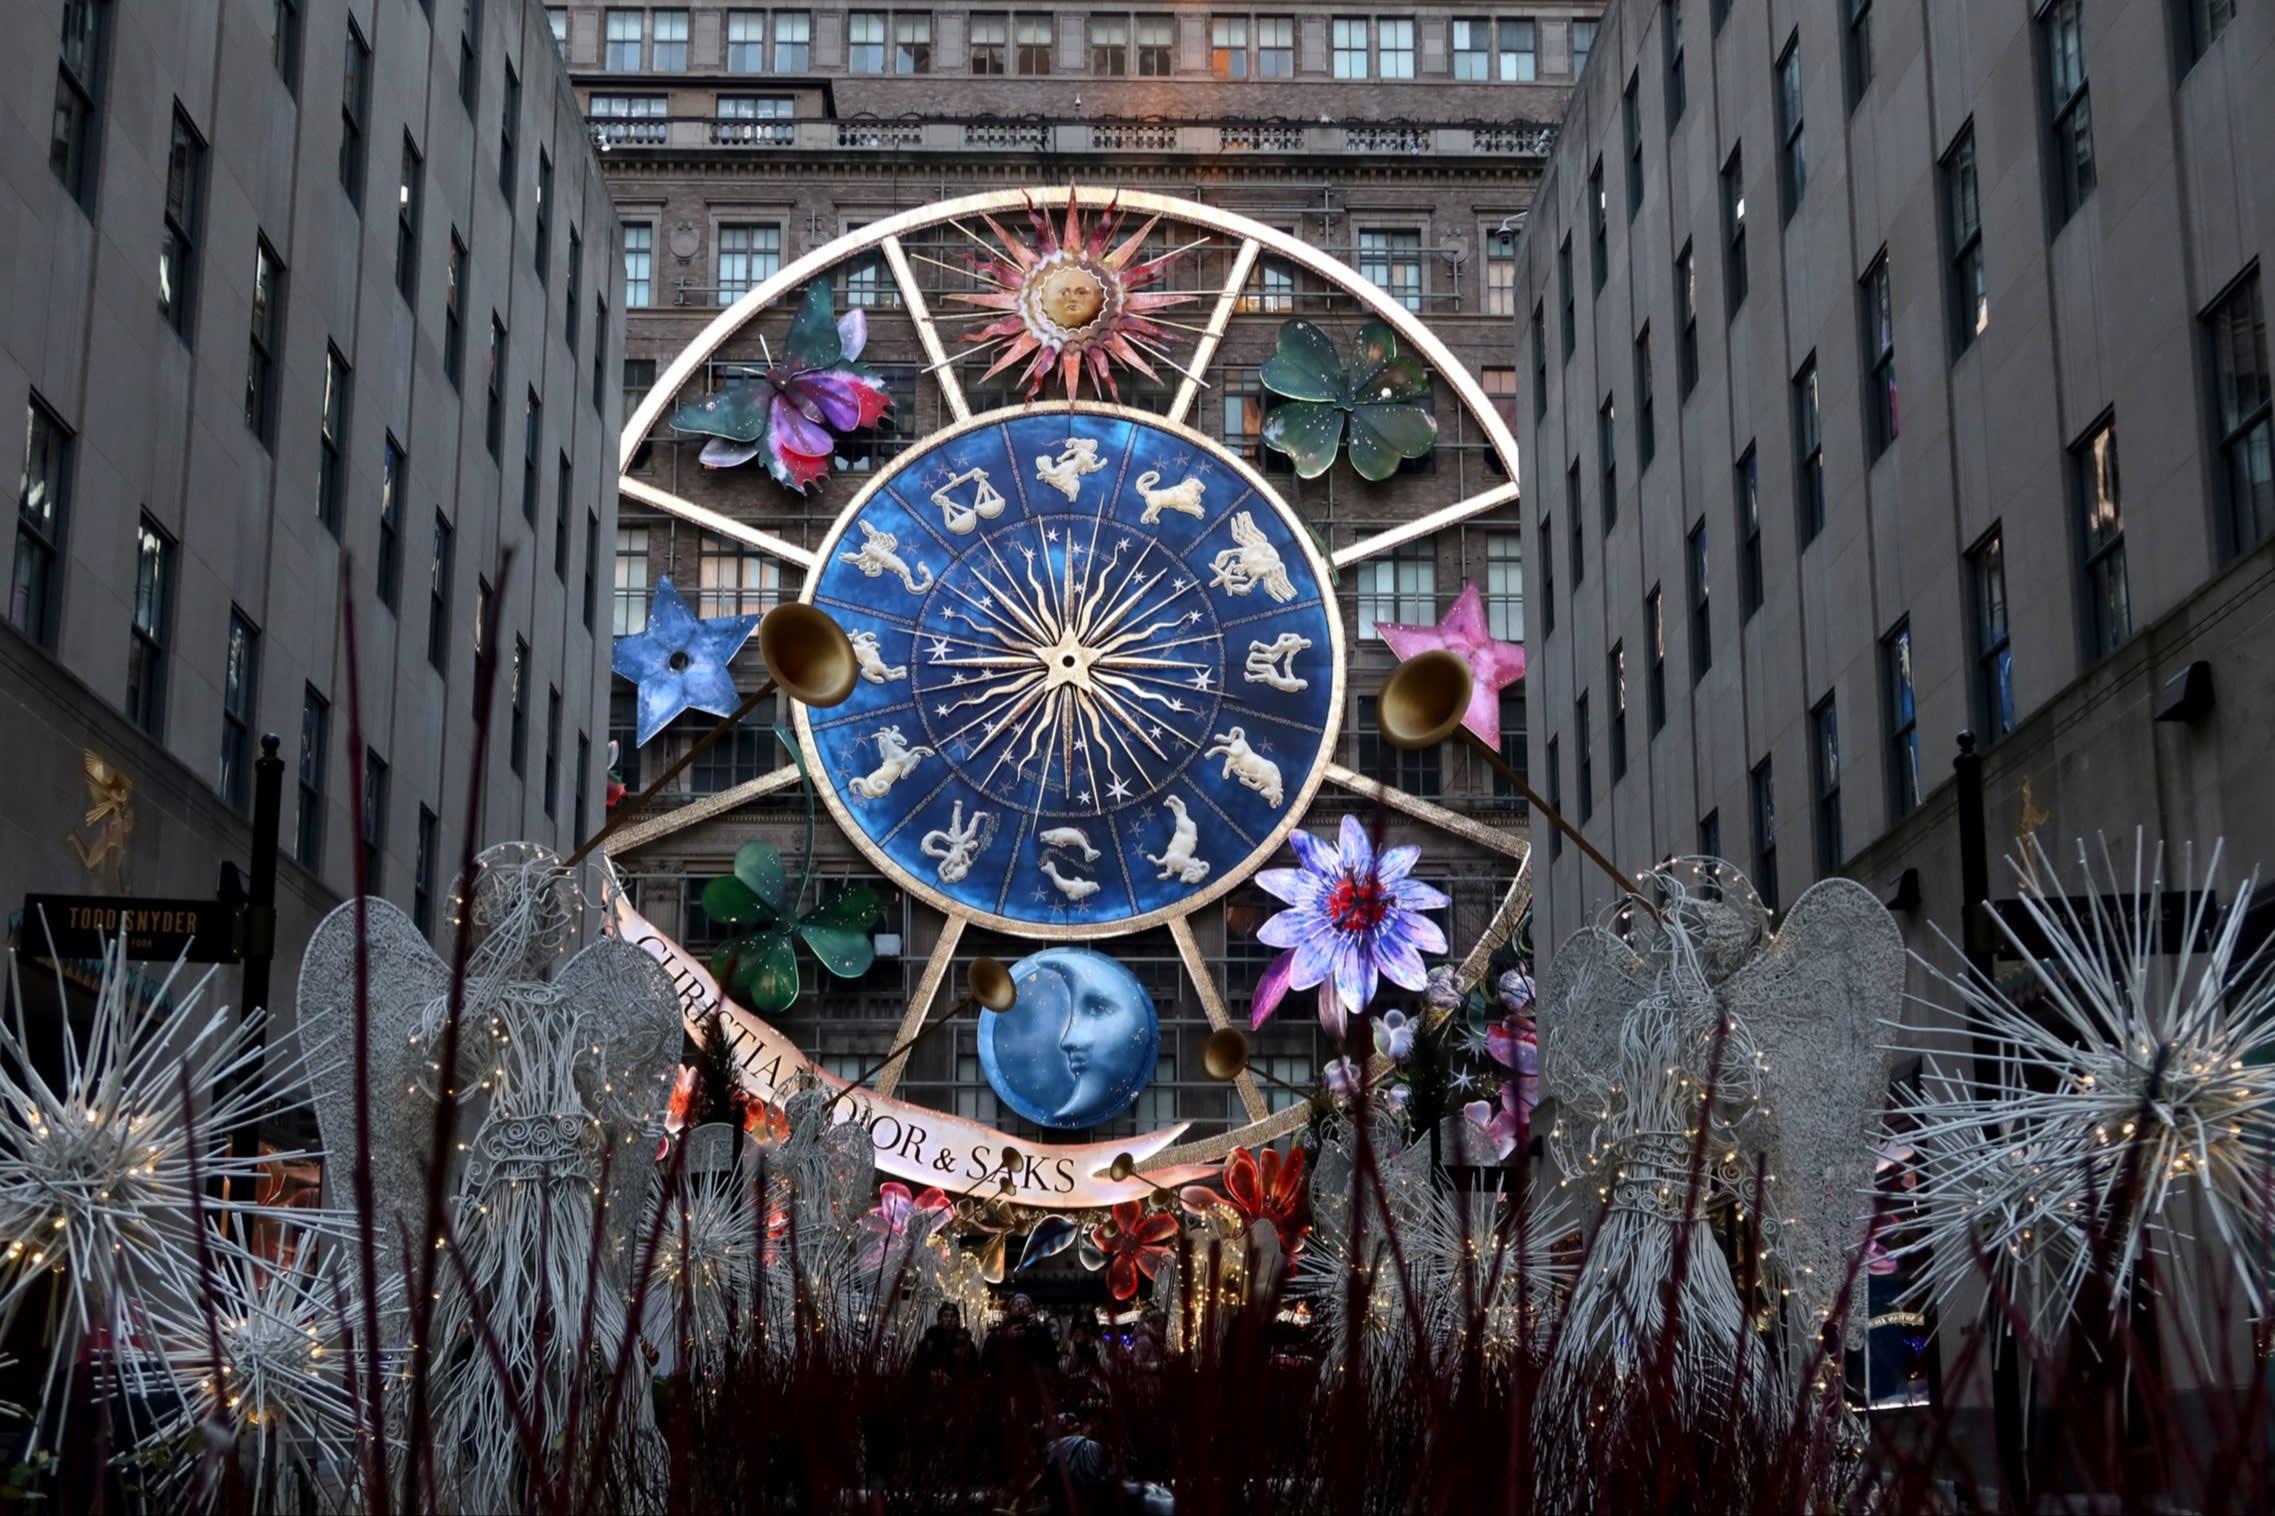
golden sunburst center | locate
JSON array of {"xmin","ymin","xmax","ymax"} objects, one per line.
[{"xmin": 1033, "ymin": 263, "xmax": 1107, "ymax": 331}]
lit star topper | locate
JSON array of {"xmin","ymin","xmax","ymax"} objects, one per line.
[
  {"xmin": 611, "ymin": 576, "xmax": 761, "ymax": 747},
  {"xmin": 1376, "ymin": 580, "xmax": 1527, "ymax": 750}
]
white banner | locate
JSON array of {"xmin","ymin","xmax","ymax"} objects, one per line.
[{"xmin": 610, "ymin": 893, "xmax": 1218, "ymax": 1209}]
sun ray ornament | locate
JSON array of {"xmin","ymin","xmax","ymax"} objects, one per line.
[
  {"xmin": 949, "ymin": 188, "xmax": 1201, "ymax": 401},
  {"xmin": 0, "ymin": 939, "xmax": 322, "ymax": 1440},
  {"xmin": 1885, "ymin": 834, "xmax": 2275, "ymax": 1340}
]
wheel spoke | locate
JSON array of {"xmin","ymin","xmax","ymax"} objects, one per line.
[
  {"xmin": 619, "ymin": 477, "xmax": 817, "ymax": 571},
  {"xmin": 600, "ymin": 764, "xmax": 804, "ymax": 857},
  {"xmin": 1323, "ymin": 763, "xmax": 1530, "ymax": 860},
  {"xmin": 1169, "ymin": 916, "xmax": 1268, "ymax": 1123},
  {"xmin": 1167, "ymin": 239, "xmax": 1260, "ymax": 427},
  {"xmin": 1331, "ymin": 481, "xmax": 1521, "ymax": 569},
  {"xmin": 883, "ymin": 235, "xmax": 970, "ymax": 424},
  {"xmin": 875, "ymin": 913, "xmax": 968, "ymax": 1098}
]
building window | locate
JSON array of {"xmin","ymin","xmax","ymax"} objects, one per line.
[
  {"xmin": 317, "ymin": 345, "xmax": 349, "ymax": 535},
  {"xmin": 718, "ymin": 223, "xmax": 781, "ymax": 304},
  {"xmin": 1663, "ymin": 0, "xmax": 1685, "ymax": 123},
  {"xmin": 1568, "ymin": 465, "xmax": 1585, "ymax": 581},
  {"xmin": 847, "ymin": 11, "xmax": 885, "ymax": 71},
  {"xmin": 1595, "ymin": 401, "xmax": 1617, "ymax": 536},
  {"xmin": 1256, "ymin": 16, "xmax": 1292, "ymax": 76},
  {"xmin": 1588, "ymin": 159, "xmax": 1607, "ymax": 293},
  {"xmin": 2075, "ymin": 416, "xmax": 2130, "ymax": 658},
  {"xmin": 341, "ymin": 21, "xmax": 371, "ymax": 205},
  {"xmin": 1539, "ymin": 516, "xmax": 1555, "ymax": 637},
  {"xmin": 1883, "ymin": 619, "xmax": 1919, "ymax": 820},
  {"xmin": 1844, "ymin": 0, "xmax": 1873, "ymax": 110},
  {"xmin": 592, "ymin": 297, "xmax": 608, "ymax": 413},
  {"xmin": 533, "ymin": 150, "xmax": 552, "ymax": 279},
  {"xmin": 1944, "ymin": 126, "xmax": 1987, "ymax": 354},
  {"xmin": 727, "ymin": 9, "xmax": 766, "ymax": 71},
  {"xmin": 699, "ymin": 533, "xmax": 780, "ymax": 616},
  {"xmin": 775, "ymin": 11, "xmax": 810, "ymax": 69},
  {"xmin": 246, "ymin": 237, "xmax": 284, "ymax": 445},
  {"xmin": 894, "ymin": 12, "xmax": 931, "ymax": 73},
  {"xmin": 652, "ymin": 8, "xmax": 688, "ymax": 69},
  {"xmin": 1862, "ymin": 254, "xmax": 1897, "ymax": 456},
  {"xmin": 971, "ymin": 13, "xmax": 1007, "ymax": 73},
  {"xmin": 1377, "ymin": 18, "xmax": 1414, "ymax": 78},
  {"xmin": 1531, "ymin": 302, "xmax": 1548, "ymax": 422},
  {"xmin": 1574, "ymin": 690, "xmax": 1593, "ymax": 821},
  {"xmin": 604, "ymin": 8, "xmax": 641, "ymax": 69},
  {"xmin": 1794, "ymin": 356, "xmax": 1824, "ymax": 543},
  {"xmin": 1571, "ymin": 18, "xmax": 1597, "ymax": 76},
  {"xmin": 11, "ymin": 397, "xmax": 71, "ymax": 649},
  {"xmin": 413, "ymin": 807, "xmax": 437, "ymax": 935},
  {"xmin": 615, "ymin": 527, "xmax": 650, "ymax": 635},
  {"xmin": 1493, "ymin": 690, "xmax": 1527, "ymax": 804},
  {"xmin": 474, "ymin": 577, "xmax": 493, "ymax": 699},
  {"xmin": 1750, "ymin": 757, "xmax": 1778, "ymax": 909},
  {"xmin": 2183, "ymin": 0, "xmax": 2237, "ymax": 68},
  {"xmin": 125, "ymin": 518, "xmax": 172, "ymax": 736},
  {"xmin": 270, "ymin": 0, "xmax": 301, "ymax": 94},
  {"xmin": 1721, "ymin": 148, "xmax": 1747, "ymax": 314},
  {"xmin": 498, "ymin": 63, "xmax": 519, "ymax": 193},
  {"xmin": 1485, "ymin": 531, "xmax": 1523, "ymax": 641},
  {"xmin": 50, "ymin": 0, "xmax": 108, "ymax": 209},
  {"xmin": 691, "ymin": 719, "xmax": 780, "ymax": 794},
  {"xmin": 1775, "ymin": 34, "xmax": 1805, "ymax": 220},
  {"xmin": 575, "ymin": 732, "xmax": 592, "ymax": 837},
  {"xmin": 1608, "ymin": 645, "xmax": 1628, "ymax": 780},
  {"xmin": 590, "ymin": 92, "xmax": 668, "ymax": 145},
  {"xmin": 1005, "ymin": 12, "xmax": 1051, "ymax": 72},
  {"xmin": 1356, "ymin": 697, "xmax": 1441, "ymax": 796},
  {"xmin": 159, "ymin": 107, "xmax": 205, "ymax": 340},
  {"xmin": 1453, "ymin": 18, "xmax": 1489, "ymax": 79},
  {"xmin": 395, "ymin": 134, "xmax": 422, "ymax": 301},
  {"xmin": 485, "ymin": 314, "xmax": 506, "ymax": 458},
  {"xmin": 1485, "ymin": 228, "xmax": 1516, "ymax": 317},
  {"xmin": 361, "ymin": 749, "xmax": 388, "ymax": 887},
  {"xmin": 624, "ymin": 358, "xmax": 657, "ymax": 416},
  {"xmin": 545, "ymin": 688, "xmax": 562, "ymax": 817},
  {"xmin": 1633, "ymin": 331, "xmax": 1654, "ymax": 473},
  {"xmin": 565, "ymin": 227, "xmax": 582, "ymax": 350},
  {"xmin": 1737, "ymin": 445, "xmax": 1762, "ymax": 617},
  {"xmin": 1136, "ymin": 14, "xmax": 1173, "ymax": 75},
  {"xmin": 624, "ymin": 223, "xmax": 653, "ymax": 306},
  {"xmin": 1358, "ymin": 229, "xmax": 1422, "ymax": 312},
  {"xmin": 296, "ymin": 686, "xmax": 329, "ymax": 869},
  {"xmin": 1482, "ymin": 366, "xmax": 1518, "ymax": 433},
  {"xmin": 1356, "ymin": 544, "xmax": 1435, "ymax": 639},
  {"xmin": 457, "ymin": 0, "xmax": 481, "ymax": 112},
  {"xmin": 1558, "ymin": 236, "xmax": 1576, "ymax": 361},
  {"xmin": 554, "ymin": 453, "xmax": 573, "ymax": 578},
  {"xmin": 1237, "ymin": 256, "xmax": 1293, "ymax": 316},
  {"xmin": 1622, "ymin": 74, "xmax": 1642, "ymax": 219},
  {"xmin": 1970, "ymin": 526, "xmax": 2016, "ymax": 742},
  {"xmin": 444, "ymin": 232, "xmax": 467, "ymax": 386},
  {"xmin": 2041, "ymin": 0, "xmax": 2095, "ymax": 225},
  {"xmin": 1698, "ymin": 809, "xmax": 1720, "ymax": 860},
  {"xmin": 549, "ymin": 6, "xmax": 568, "ymax": 49},
  {"xmin": 378, "ymin": 435, "xmax": 404, "ymax": 609},
  {"xmin": 2207, "ymin": 271, "xmax": 2273, "ymax": 556},
  {"xmin": 521, "ymin": 392, "xmax": 542, "ymax": 524},
  {"xmin": 583, "ymin": 509, "xmax": 598, "ymax": 632},
  {"xmin": 429, "ymin": 511, "xmax": 454, "ymax": 672},
  {"xmin": 509, "ymin": 637, "xmax": 530, "ymax": 774},
  {"xmin": 1662, "ymin": 248, "xmax": 1695, "ymax": 403},
  {"xmin": 1812, "ymin": 695, "xmax": 1841, "ymax": 876},
  {"xmin": 1089, "ymin": 14, "xmax": 1128, "ymax": 74},
  {"xmin": 1331, "ymin": 17, "xmax": 1368, "ymax": 77},
  {"xmin": 1500, "ymin": 19, "xmax": 1537, "ymax": 79},
  {"xmin": 1686, "ymin": 520, "xmax": 1710, "ymax": 682},
  {"xmin": 1645, "ymin": 586, "xmax": 1666, "ymax": 732},
  {"xmin": 219, "ymin": 611, "xmax": 257, "ymax": 810},
  {"xmin": 1545, "ymin": 737, "xmax": 1562, "ymax": 857}
]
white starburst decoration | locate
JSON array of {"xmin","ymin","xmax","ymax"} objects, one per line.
[{"xmin": 1887, "ymin": 835, "xmax": 2275, "ymax": 1338}]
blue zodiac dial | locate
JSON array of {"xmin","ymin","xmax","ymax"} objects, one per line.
[
  {"xmin": 979, "ymin": 949, "xmax": 1161, "ymax": 1129},
  {"xmin": 797, "ymin": 404, "xmax": 1346, "ymax": 937}
]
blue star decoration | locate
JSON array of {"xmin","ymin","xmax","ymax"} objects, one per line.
[{"xmin": 611, "ymin": 576, "xmax": 761, "ymax": 747}]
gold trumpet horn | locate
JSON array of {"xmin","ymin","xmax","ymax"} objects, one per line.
[{"xmin": 1200, "ymin": 1027, "xmax": 1313, "ymax": 1097}]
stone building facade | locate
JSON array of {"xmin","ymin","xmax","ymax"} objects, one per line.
[
  {"xmin": 2, "ymin": 0, "xmax": 623, "ymax": 1024},
  {"xmin": 564, "ymin": 1, "xmax": 1603, "ymax": 1137}
]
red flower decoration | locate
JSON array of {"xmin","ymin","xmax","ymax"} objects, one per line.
[
  {"xmin": 1090, "ymin": 1199, "xmax": 1180, "ymax": 1301},
  {"xmin": 1182, "ymin": 1145, "xmax": 1311, "ymax": 1260}
]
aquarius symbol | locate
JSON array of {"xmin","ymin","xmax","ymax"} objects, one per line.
[{"xmin": 931, "ymin": 467, "xmax": 1008, "ymax": 535}]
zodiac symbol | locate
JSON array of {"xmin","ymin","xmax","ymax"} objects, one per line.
[
  {"xmin": 848, "ymin": 725, "xmax": 934, "ymax": 801},
  {"xmin": 849, "ymin": 629, "xmax": 908, "ymax": 685},
  {"xmin": 1037, "ymin": 825, "xmax": 1101, "ymax": 862},
  {"xmin": 930, "ymin": 467, "xmax": 1007, "ymax": 535},
  {"xmin": 1208, "ymin": 512, "xmax": 1297, "ymax": 603},
  {"xmin": 1132, "ymin": 470, "xmax": 1206, "ymax": 525},
  {"xmin": 1034, "ymin": 439, "xmax": 1108, "ymax": 502},
  {"xmin": 1243, "ymin": 631, "xmax": 1312, "ymax": 693},
  {"xmin": 1204, "ymin": 726, "xmax": 1285, "ymax": 808},
  {"xmin": 1144, "ymin": 795, "xmax": 1212, "ymax": 885},
  {"xmin": 919, "ymin": 800, "xmax": 996, "ymax": 884},
  {"xmin": 838, "ymin": 521, "xmax": 935, "ymax": 594},
  {"xmin": 1040, "ymin": 859, "xmax": 1102, "ymax": 901}
]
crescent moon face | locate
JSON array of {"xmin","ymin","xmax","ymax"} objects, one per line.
[{"xmin": 976, "ymin": 948, "xmax": 1161, "ymax": 1131}]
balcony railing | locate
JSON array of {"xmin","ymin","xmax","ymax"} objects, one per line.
[{"xmin": 588, "ymin": 114, "xmax": 1561, "ymax": 160}]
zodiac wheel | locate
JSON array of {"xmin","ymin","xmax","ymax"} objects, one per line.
[{"xmin": 611, "ymin": 187, "xmax": 1532, "ymax": 1159}]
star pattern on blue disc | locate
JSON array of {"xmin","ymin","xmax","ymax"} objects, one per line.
[{"xmin": 611, "ymin": 576, "xmax": 762, "ymax": 746}]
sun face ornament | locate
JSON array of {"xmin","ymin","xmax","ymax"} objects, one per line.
[{"xmin": 952, "ymin": 189, "xmax": 1200, "ymax": 401}]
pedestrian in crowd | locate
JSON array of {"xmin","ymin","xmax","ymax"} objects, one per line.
[{"xmin": 912, "ymin": 1302, "xmax": 979, "ymax": 1387}]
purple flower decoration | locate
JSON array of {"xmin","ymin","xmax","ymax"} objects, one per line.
[
  {"xmin": 1248, "ymin": 816, "xmax": 1448, "ymax": 1036},
  {"xmin": 669, "ymin": 283, "xmax": 892, "ymax": 494},
  {"xmin": 1463, "ymin": 1081, "xmax": 1529, "ymax": 1162}
]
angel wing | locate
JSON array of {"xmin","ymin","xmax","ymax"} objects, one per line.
[
  {"xmin": 556, "ymin": 935, "xmax": 685, "ymax": 1251},
  {"xmin": 295, "ymin": 898, "xmax": 450, "ymax": 1246},
  {"xmin": 1537, "ymin": 924, "xmax": 1655, "ymax": 1114},
  {"xmin": 1718, "ymin": 875, "xmax": 1904, "ymax": 1349}
]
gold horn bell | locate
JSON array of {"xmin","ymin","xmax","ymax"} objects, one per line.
[
  {"xmin": 1378, "ymin": 649, "xmax": 1476, "ymax": 751},
  {"xmin": 966, "ymin": 956, "xmax": 1017, "ymax": 1013},
  {"xmin": 1202, "ymin": 1027, "xmax": 1251, "ymax": 1082},
  {"xmin": 758, "ymin": 603, "xmax": 860, "ymax": 709}
]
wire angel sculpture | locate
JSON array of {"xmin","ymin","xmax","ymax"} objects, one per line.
[
  {"xmin": 1534, "ymin": 859, "xmax": 1902, "ymax": 1503},
  {"xmin": 640, "ymin": 1122, "xmax": 789, "ymax": 1385},
  {"xmin": 1884, "ymin": 835, "xmax": 2275, "ymax": 1347},
  {"xmin": 296, "ymin": 842, "xmax": 684, "ymax": 1511}
]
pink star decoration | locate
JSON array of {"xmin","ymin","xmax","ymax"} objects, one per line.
[{"xmin": 1376, "ymin": 581, "xmax": 1528, "ymax": 750}]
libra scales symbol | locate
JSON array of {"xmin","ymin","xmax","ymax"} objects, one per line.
[{"xmin": 931, "ymin": 467, "xmax": 1008, "ymax": 535}]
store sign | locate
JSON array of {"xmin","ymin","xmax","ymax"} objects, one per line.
[
  {"xmin": 611, "ymin": 892, "xmax": 1216, "ymax": 1209},
  {"xmin": 19, "ymin": 893, "xmax": 239, "ymax": 964}
]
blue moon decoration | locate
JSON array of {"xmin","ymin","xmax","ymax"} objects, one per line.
[{"xmin": 977, "ymin": 948, "xmax": 1161, "ymax": 1130}]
